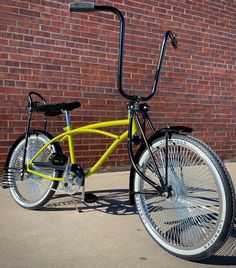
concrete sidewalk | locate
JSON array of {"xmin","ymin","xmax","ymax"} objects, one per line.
[{"xmin": 0, "ymin": 164, "xmax": 236, "ymax": 268}]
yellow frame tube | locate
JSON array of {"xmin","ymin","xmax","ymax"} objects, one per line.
[
  {"xmin": 26, "ymin": 118, "xmax": 136, "ymax": 181},
  {"xmin": 65, "ymin": 126, "xmax": 76, "ymax": 164}
]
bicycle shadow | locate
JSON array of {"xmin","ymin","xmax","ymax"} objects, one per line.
[
  {"xmin": 43, "ymin": 189, "xmax": 236, "ymax": 265},
  {"xmin": 43, "ymin": 188, "xmax": 136, "ymax": 215},
  {"xmin": 200, "ymin": 220, "xmax": 236, "ymax": 265}
]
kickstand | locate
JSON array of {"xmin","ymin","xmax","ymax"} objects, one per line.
[
  {"xmin": 69, "ymin": 184, "xmax": 98, "ymax": 212},
  {"xmin": 70, "ymin": 193, "xmax": 81, "ymax": 213},
  {"xmin": 81, "ymin": 185, "xmax": 85, "ymax": 202},
  {"xmin": 69, "ymin": 185, "xmax": 88, "ymax": 212}
]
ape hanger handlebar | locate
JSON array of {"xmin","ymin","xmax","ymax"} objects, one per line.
[{"xmin": 69, "ymin": 2, "xmax": 178, "ymax": 102}]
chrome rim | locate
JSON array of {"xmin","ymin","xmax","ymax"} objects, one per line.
[
  {"xmin": 135, "ymin": 137, "xmax": 226, "ymax": 255},
  {"xmin": 9, "ymin": 134, "xmax": 56, "ymax": 207}
]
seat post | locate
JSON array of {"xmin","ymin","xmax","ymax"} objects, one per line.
[
  {"xmin": 65, "ymin": 110, "xmax": 71, "ymax": 127},
  {"xmin": 64, "ymin": 110, "xmax": 76, "ymax": 164}
]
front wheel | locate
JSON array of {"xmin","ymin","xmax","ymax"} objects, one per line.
[
  {"xmin": 5, "ymin": 131, "xmax": 62, "ymax": 210},
  {"xmin": 133, "ymin": 134, "xmax": 235, "ymax": 261}
]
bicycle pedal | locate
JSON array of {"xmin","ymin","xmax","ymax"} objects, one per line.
[
  {"xmin": 49, "ymin": 152, "xmax": 68, "ymax": 166},
  {"xmin": 84, "ymin": 192, "xmax": 98, "ymax": 203}
]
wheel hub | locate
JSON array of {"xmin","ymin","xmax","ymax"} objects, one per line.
[{"xmin": 165, "ymin": 177, "xmax": 187, "ymax": 203}]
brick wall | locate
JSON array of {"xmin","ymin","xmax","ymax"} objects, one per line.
[{"xmin": 0, "ymin": 0, "xmax": 235, "ymax": 172}]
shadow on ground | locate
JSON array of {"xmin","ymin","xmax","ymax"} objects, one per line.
[
  {"xmin": 201, "ymin": 221, "xmax": 236, "ymax": 265},
  {"xmin": 44, "ymin": 188, "xmax": 136, "ymax": 215},
  {"xmin": 43, "ymin": 188, "xmax": 236, "ymax": 265}
]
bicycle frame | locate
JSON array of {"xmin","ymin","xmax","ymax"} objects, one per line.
[
  {"xmin": 19, "ymin": 3, "xmax": 180, "ymax": 197},
  {"xmin": 26, "ymin": 116, "xmax": 138, "ymax": 181}
]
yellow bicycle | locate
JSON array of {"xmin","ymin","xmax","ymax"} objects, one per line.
[{"xmin": 1, "ymin": 2, "xmax": 235, "ymax": 261}]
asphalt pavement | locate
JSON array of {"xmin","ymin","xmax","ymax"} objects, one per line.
[{"xmin": 0, "ymin": 164, "xmax": 236, "ymax": 268}]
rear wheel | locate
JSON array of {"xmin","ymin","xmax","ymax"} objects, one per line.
[
  {"xmin": 134, "ymin": 134, "xmax": 235, "ymax": 261},
  {"xmin": 6, "ymin": 131, "xmax": 61, "ymax": 210}
]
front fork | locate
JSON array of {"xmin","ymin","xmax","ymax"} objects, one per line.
[{"xmin": 127, "ymin": 103, "xmax": 170, "ymax": 196}]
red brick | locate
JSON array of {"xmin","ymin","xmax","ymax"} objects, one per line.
[{"xmin": 0, "ymin": 0, "xmax": 235, "ymax": 171}]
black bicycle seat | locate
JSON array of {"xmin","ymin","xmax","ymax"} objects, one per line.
[{"xmin": 30, "ymin": 101, "xmax": 81, "ymax": 116}]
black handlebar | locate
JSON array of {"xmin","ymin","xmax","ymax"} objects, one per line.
[
  {"xmin": 69, "ymin": 2, "xmax": 178, "ymax": 102},
  {"xmin": 169, "ymin": 31, "xmax": 178, "ymax": 49},
  {"xmin": 69, "ymin": 2, "xmax": 95, "ymax": 12}
]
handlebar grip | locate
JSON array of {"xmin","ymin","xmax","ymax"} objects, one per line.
[
  {"xmin": 69, "ymin": 2, "xmax": 96, "ymax": 12},
  {"xmin": 168, "ymin": 31, "xmax": 178, "ymax": 49}
]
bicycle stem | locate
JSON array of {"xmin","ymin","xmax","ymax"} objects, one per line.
[{"xmin": 69, "ymin": 2, "xmax": 178, "ymax": 102}]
